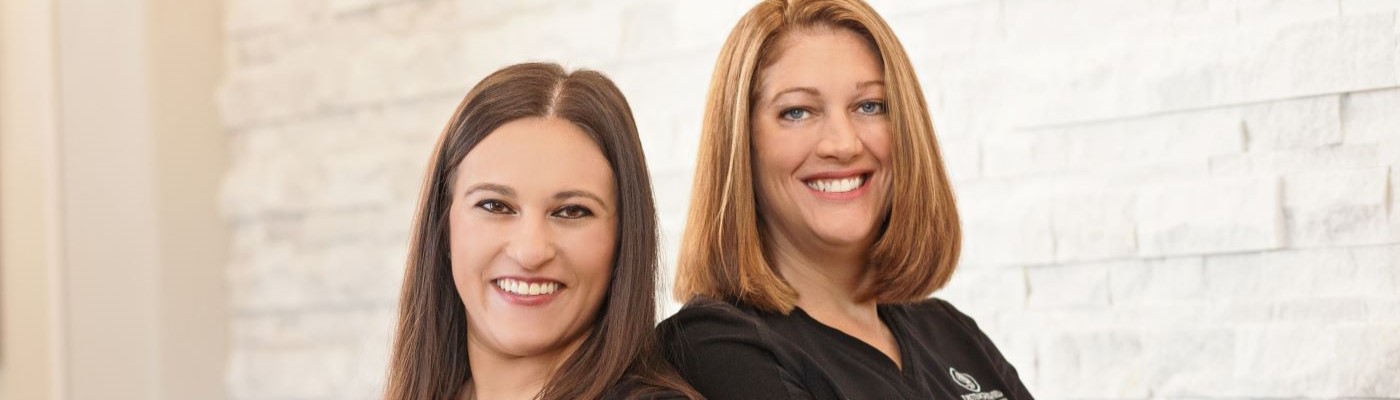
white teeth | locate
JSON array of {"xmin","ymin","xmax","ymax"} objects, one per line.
[
  {"xmin": 495, "ymin": 278, "xmax": 559, "ymax": 296},
  {"xmin": 805, "ymin": 175, "xmax": 865, "ymax": 193}
]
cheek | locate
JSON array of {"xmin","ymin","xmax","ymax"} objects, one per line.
[
  {"xmin": 751, "ymin": 125, "xmax": 812, "ymax": 187},
  {"xmin": 557, "ymin": 221, "xmax": 618, "ymax": 290},
  {"xmin": 861, "ymin": 121, "xmax": 893, "ymax": 165},
  {"xmin": 446, "ymin": 207, "xmax": 492, "ymax": 290}
]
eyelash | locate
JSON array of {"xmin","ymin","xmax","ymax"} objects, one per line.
[
  {"xmin": 474, "ymin": 200, "xmax": 594, "ymax": 219},
  {"xmin": 856, "ymin": 100, "xmax": 887, "ymax": 115},
  {"xmin": 780, "ymin": 107, "xmax": 812, "ymax": 121},
  {"xmin": 778, "ymin": 100, "xmax": 887, "ymax": 121},
  {"xmin": 551, "ymin": 205, "xmax": 594, "ymax": 219},
  {"xmin": 476, "ymin": 199, "xmax": 515, "ymax": 215}
]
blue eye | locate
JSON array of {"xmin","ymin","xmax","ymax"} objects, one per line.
[
  {"xmin": 857, "ymin": 100, "xmax": 886, "ymax": 115},
  {"xmin": 780, "ymin": 108, "xmax": 810, "ymax": 121},
  {"xmin": 476, "ymin": 199, "xmax": 515, "ymax": 214},
  {"xmin": 551, "ymin": 205, "xmax": 594, "ymax": 219}
]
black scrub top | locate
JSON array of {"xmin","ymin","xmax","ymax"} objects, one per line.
[{"xmin": 658, "ymin": 296, "xmax": 1034, "ymax": 400}]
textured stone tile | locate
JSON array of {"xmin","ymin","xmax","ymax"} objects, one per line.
[{"xmin": 1137, "ymin": 177, "xmax": 1283, "ymax": 256}]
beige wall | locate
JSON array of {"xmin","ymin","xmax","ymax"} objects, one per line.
[
  {"xmin": 1, "ymin": 0, "xmax": 64, "ymax": 398},
  {"xmin": 0, "ymin": 0, "xmax": 227, "ymax": 399}
]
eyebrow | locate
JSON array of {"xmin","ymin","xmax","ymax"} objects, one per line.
[
  {"xmin": 463, "ymin": 183, "xmax": 515, "ymax": 198},
  {"xmin": 856, "ymin": 80, "xmax": 885, "ymax": 89},
  {"xmin": 554, "ymin": 190, "xmax": 609, "ymax": 209},
  {"xmin": 767, "ymin": 80, "xmax": 887, "ymax": 102}
]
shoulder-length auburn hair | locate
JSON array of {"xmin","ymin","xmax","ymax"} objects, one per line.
[
  {"xmin": 673, "ymin": 0, "xmax": 961, "ymax": 314},
  {"xmin": 387, "ymin": 63, "xmax": 698, "ymax": 400}
]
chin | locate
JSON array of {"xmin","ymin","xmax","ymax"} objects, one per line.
[
  {"xmin": 491, "ymin": 331, "xmax": 568, "ymax": 357},
  {"xmin": 803, "ymin": 209, "xmax": 880, "ymax": 245},
  {"xmin": 812, "ymin": 222, "xmax": 878, "ymax": 246}
]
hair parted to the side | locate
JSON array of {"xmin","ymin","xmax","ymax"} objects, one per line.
[
  {"xmin": 673, "ymin": 0, "xmax": 962, "ymax": 314},
  {"xmin": 386, "ymin": 63, "xmax": 700, "ymax": 400}
]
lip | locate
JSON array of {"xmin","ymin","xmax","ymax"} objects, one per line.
[
  {"xmin": 800, "ymin": 169, "xmax": 872, "ymax": 181},
  {"xmin": 490, "ymin": 276, "xmax": 566, "ymax": 307},
  {"xmin": 800, "ymin": 169, "xmax": 873, "ymax": 201}
]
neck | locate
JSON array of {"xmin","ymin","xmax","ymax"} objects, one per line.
[
  {"xmin": 463, "ymin": 333, "xmax": 587, "ymax": 400},
  {"xmin": 763, "ymin": 225, "xmax": 877, "ymax": 316}
]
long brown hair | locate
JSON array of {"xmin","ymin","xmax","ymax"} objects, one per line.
[
  {"xmin": 387, "ymin": 63, "xmax": 699, "ymax": 400},
  {"xmin": 673, "ymin": 0, "xmax": 962, "ymax": 313}
]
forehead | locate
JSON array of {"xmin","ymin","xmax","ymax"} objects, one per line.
[
  {"xmin": 454, "ymin": 117, "xmax": 615, "ymax": 199},
  {"xmin": 756, "ymin": 27, "xmax": 884, "ymax": 96}
]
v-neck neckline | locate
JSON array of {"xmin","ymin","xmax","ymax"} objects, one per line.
[{"xmin": 790, "ymin": 305, "xmax": 913, "ymax": 375}]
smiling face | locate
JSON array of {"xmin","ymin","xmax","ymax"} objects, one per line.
[
  {"xmin": 448, "ymin": 116, "xmax": 617, "ymax": 362},
  {"xmin": 751, "ymin": 27, "xmax": 893, "ymax": 260}
]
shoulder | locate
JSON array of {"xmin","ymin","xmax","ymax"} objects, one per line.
[
  {"xmin": 657, "ymin": 297, "xmax": 810, "ymax": 399},
  {"xmin": 658, "ymin": 296, "xmax": 773, "ymax": 344},
  {"xmin": 885, "ymin": 297, "xmax": 979, "ymax": 326}
]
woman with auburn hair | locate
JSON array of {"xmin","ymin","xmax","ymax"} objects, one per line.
[
  {"xmin": 659, "ymin": 0, "xmax": 1032, "ymax": 399},
  {"xmin": 386, "ymin": 63, "xmax": 700, "ymax": 400}
]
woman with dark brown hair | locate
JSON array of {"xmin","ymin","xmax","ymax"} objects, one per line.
[
  {"xmin": 386, "ymin": 62, "xmax": 699, "ymax": 400},
  {"xmin": 660, "ymin": 0, "xmax": 1032, "ymax": 399}
]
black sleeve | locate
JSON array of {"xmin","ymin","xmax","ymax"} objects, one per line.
[
  {"xmin": 935, "ymin": 300, "xmax": 1036, "ymax": 400},
  {"xmin": 658, "ymin": 301, "xmax": 813, "ymax": 400}
]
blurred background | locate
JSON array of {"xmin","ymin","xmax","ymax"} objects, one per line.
[{"xmin": 2, "ymin": 0, "xmax": 1398, "ymax": 399}]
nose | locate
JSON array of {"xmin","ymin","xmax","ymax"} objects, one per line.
[
  {"xmin": 505, "ymin": 216, "xmax": 557, "ymax": 270},
  {"xmin": 815, "ymin": 113, "xmax": 863, "ymax": 162}
]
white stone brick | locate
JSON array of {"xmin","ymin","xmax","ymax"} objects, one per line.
[
  {"xmin": 1137, "ymin": 176, "xmax": 1283, "ymax": 256},
  {"xmin": 1140, "ymin": 329, "xmax": 1236, "ymax": 398},
  {"xmin": 938, "ymin": 135, "xmax": 979, "ymax": 182},
  {"xmin": 1235, "ymin": 0, "xmax": 1341, "ymax": 28},
  {"xmin": 918, "ymin": 53, "xmax": 1024, "ymax": 137},
  {"xmin": 1202, "ymin": 245, "xmax": 1400, "ymax": 301},
  {"xmin": 457, "ymin": 4, "xmax": 629, "ymax": 76},
  {"xmin": 1035, "ymin": 330, "xmax": 1149, "ymax": 398},
  {"xmin": 1026, "ymin": 263, "xmax": 1109, "ymax": 309},
  {"xmin": 230, "ymin": 232, "xmax": 404, "ymax": 311},
  {"xmin": 451, "ymin": 0, "xmax": 557, "ymax": 26},
  {"xmin": 225, "ymin": 0, "xmax": 320, "ymax": 34},
  {"xmin": 218, "ymin": 64, "xmax": 327, "ymax": 128},
  {"xmin": 671, "ymin": 0, "xmax": 752, "ymax": 51},
  {"xmin": 884, "ymin": 1, "xmax": 1002, "ymax": 61},
  {"xmin": 1003, "ymin": 0, "xmax": 1174, "ymax": 47},
  {"xmin": 983, "ymin": 109, "xmax": 1242, "ymax": 178},
  {"xmin": 958, "ymin": 184, "xmax": 1055, "ymax": 266},
  {"xmin": 1393, "ymin": 165, "xmax": 1400, "ymax": 242},
  {"xmin": 338, "ymin": 32, "xmax": 474, "ymax": 106},
  {"xmin": 1334, "ymin": 324, "xmax": 1400, "ymax": 396},
  {"xmin": 1343, "ymin": 87, "xmax": 1400, "ymax": 144},
  {"xmin": 1050, "ymin": 191, "xmax": 1137, "ymax": 262},
  {"xmin": 326, "ymin": 0, "xmax": 403, "ymax": 15},
  {"xmin": 1229, "ymin": 325, "xmax": 1339, "ymax": 397},
  {"xmin": 1107, "ymin": 257, "xmax": 1205, "ymax": 306},
  {"xmin": 1281, "ymin": 167, "xmax": 1391, "ymax": 246},
  {"xmin": 939, "ymin": 267, "xmax": 1028, "ymax": 317},
  {"xmin": 227, "ymin": 343, "xmax": 360, "ymax": 399},
  {"xmin": 1209, "ymin": 144, "xmax": 1380, "ymax": 176},
  {"xmin": 865, "ymin": 0, "xmax": 990, "ymax": 15},
  {"xmin": 1343, "ymin": 0, "xmax": 1400, "ymax": 15},
  {"xmin": 620, "ymin": 2, "xmax": 678, "ymax": 57},
  {"xmin": 1241, "ymin": 95, "xmax": 1342, "ymax": 150},
  {"xmin": 959, "ymin": 10, "xmax": 1400, "ymax": 129}
]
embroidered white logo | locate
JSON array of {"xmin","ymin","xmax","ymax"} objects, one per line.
[
  {"xmin": 949, "ymin": 367, "xmax": 1008, "ymax": 400},
  {"xmin": 948, "ymin": 367, "xmax": 981, "ymax": 392}
]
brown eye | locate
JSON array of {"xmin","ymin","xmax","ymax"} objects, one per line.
[
  {"xmin": 476, "ymin": 200, "xmax": 515, "ymax": 215},
  {"xmin": 551, "ymin": 205, "xmax": 594, "ymax": 219}
]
